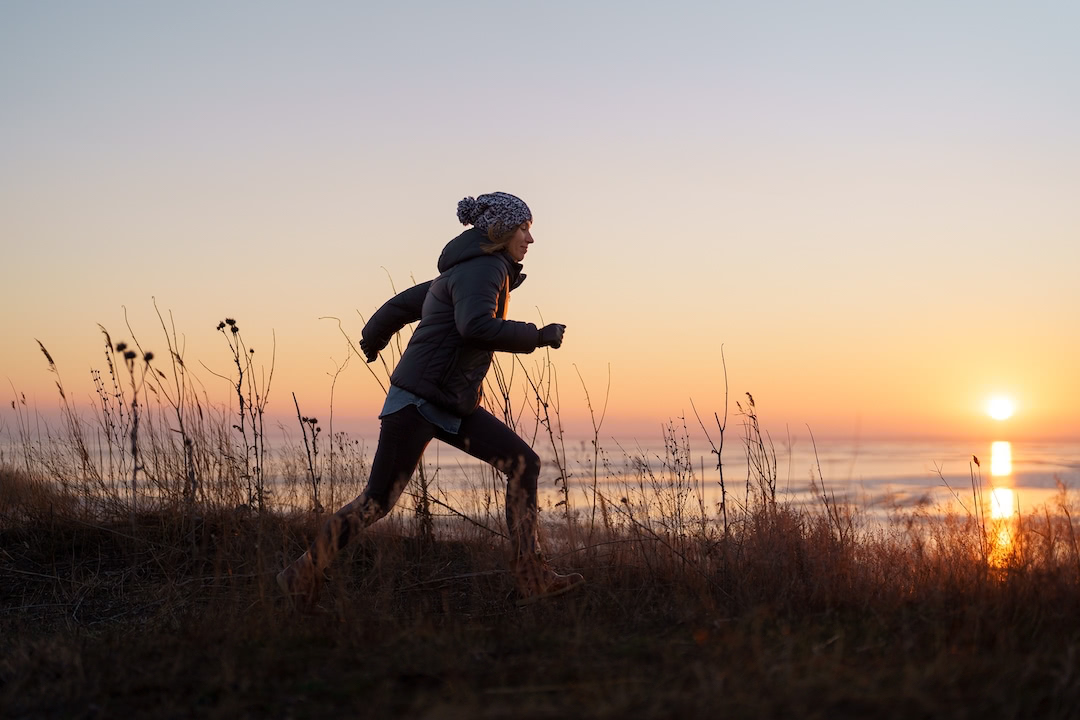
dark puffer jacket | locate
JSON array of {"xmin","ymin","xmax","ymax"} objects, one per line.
[{"xmin": 361, "ymin": 227, "xmax": 541, "ymax": 416}]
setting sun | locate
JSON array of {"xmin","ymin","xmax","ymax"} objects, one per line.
[{"xmin": 986, "ymin": 396, "xmax": 1016, "ymax": 421}]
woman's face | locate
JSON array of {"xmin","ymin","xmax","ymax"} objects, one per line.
[{"xmin": 505, "ymin": 222, "xmax": 534, "ymax": 263}]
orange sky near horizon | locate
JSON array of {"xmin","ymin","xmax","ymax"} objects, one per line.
[{"xmin": 2, "ymin": 2, "xmax": 1078, "ymax": 444}]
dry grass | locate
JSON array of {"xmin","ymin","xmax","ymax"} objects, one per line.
[{"xmin": 3, "ymin": 491, "xmax": 1080, "ymax": 719}]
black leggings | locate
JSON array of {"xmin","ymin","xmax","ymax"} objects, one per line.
[{"xmin": 306, "ymin": 404, "xmax": 541, "ymax": 572}]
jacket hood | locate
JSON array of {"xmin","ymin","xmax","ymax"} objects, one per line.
[
  {"xmin": 437, "ymin": 228, "xmax": 525, "ymax": 289},
  {"xmin": 437, "ymin": 227, "xmax": 490, "ymax": 273}
]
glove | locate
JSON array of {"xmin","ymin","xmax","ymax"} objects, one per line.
[
  {"xmin": 359, "ymin": 337, "xmax": 378, "ymax": 363},
  {"xmin": 538, "ymin": 323, "xmax": 566, "ymax": 349}
]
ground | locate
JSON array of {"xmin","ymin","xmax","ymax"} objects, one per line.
[{"xmin": 2, "ymin": 511, "xmax": 1078, "ymax": 719}]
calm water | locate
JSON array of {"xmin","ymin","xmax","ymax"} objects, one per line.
[
  {"xmin": 758, "ymin": 437, "xmax": 1080, "ymax": 516},
  {"xmin": 413, "ymin": 435, "xmax": 1080, "ymax": 522}
]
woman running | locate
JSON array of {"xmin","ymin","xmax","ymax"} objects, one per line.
[{"xmin": 278, "ymin": 192, "xmax": 584, "ymax": 607}]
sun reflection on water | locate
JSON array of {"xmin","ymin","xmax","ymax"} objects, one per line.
[
  {"xmin": 986, "ymin": 440, "xmax": 1016, "ymax": 567},
  {"xmin": 990, "ymin": 487, "xmax": 1016, "ymax": 520},
  {"xmin": 991, "ymin": 441, "xmax": 1012, "ymax": 476}
]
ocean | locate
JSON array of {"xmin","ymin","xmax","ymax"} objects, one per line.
[{"xmin": 411, "ymin": 435, "xmax": 1080, "ymax": 524}]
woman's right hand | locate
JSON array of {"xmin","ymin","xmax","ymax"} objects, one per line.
[{"xmin": 538, "ymin": 323, "xmax": 566, "ymax": 349}]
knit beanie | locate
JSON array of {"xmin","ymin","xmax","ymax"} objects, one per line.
[{"xmin": 456, "ymin": 192, "xmax": 532, "ymax": 235}]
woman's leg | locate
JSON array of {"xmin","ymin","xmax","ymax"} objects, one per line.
[
  {"xmin": 437, "ymin": 407, "xmax": 541, "ymax": 562},
  {"xmin": 438, "ymin": 408, "xmax": 582, "ymax": 600},
  {"xmin": 279, "ymin": 405, "xmax": 435, "ymax": 603},
  {"xmin": 436, "ymin": 408, "xmax": 583, "ymax": 600}
]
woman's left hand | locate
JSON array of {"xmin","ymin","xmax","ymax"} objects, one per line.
[{"xmin": 538, "ymin": 323, "xmax": 566, "ymax": 349}]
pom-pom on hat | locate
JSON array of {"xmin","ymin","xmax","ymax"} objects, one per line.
[{"xmin": 457, "ymin": 192, "xmax": 532, "ymax": 234}]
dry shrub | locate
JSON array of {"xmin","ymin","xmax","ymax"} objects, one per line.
[{"xmin": 0, "ymin": 465, "xmax": 76, "ymax": 522}]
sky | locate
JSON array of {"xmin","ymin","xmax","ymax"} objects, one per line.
[{"xmin": 2, "ymin": 1, "xmax": 1078, "ymax": 443}]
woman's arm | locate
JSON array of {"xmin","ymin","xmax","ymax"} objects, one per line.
[
  {"xmin": 451, "ymin": 258, "xmax": 539, "ymax": 353},
  {"xmin": 360, "ymin": 280, "xmax": 433, "ymax": 356}
]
